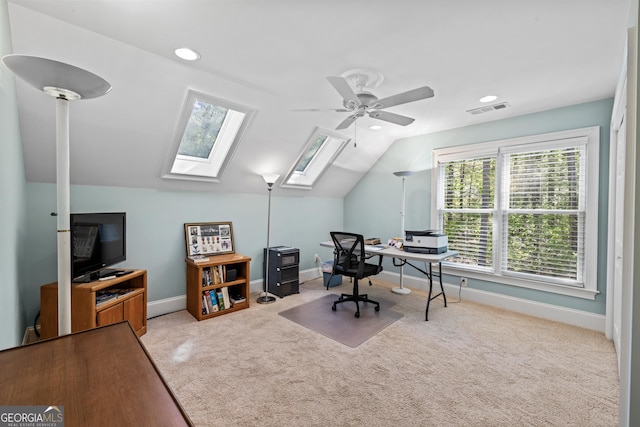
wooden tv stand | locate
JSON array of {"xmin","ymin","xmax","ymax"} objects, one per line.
[{"xmin": 40, "ymin": 269, "xmax": 147, "ymax": 340}]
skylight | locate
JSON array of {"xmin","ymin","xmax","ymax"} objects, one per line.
[
  {"xmin": 162, "ymin": 90, "xmax": 255, "ymax": 182},
  {"xmin": 295, "ymin": 134, "xmax": 327, "ymax": 173},
  {"xmin": 281, "ymin": 127, "xmax": 349, "ymax": 189}
]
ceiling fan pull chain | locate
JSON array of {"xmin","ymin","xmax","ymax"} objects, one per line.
[{"xmin": 354, "ymin": 121, "xmax": 357, "ymax": 148}]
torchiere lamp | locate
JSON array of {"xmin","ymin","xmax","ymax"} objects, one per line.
[
  {"xmin": 257, "ymin": 173, "xmax": 280, "ymax": 304},
  {"xmin": 392, "ymin": 170, "xmax": 414, "ymax": 295},
  {"xmin": 2, "ymin": 55, "xmax": 111, "ymax": 335}
]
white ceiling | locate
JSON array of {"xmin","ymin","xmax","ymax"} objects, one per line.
[{"xmin": 5, "ymin": 0, "xmax": 631, "ymax": 198}]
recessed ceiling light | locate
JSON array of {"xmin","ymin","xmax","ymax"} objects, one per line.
[
  {"xmin": 370, "ymin": 125, "xmax": 382, "ymax": 130},
  {"xmin": 174, "ymin": 47, "xmax": 200, "ymax": 61},
  {"xmin": 479, "ymin": 95, "xmax": 498, "ymax": 103}
]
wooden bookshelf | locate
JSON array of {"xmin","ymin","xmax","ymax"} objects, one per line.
[
  {"xmin": 40, "ymin": 269, "xmax": 147, "ymax": 339},
  {"xmin": 186, "ymin": 254, "xmax": 251, "ymax": 320}
]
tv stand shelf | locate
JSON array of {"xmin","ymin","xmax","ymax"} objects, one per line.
[{"xmin": 40, "ymin": 269, "xmax": 147, "ymax": 340}]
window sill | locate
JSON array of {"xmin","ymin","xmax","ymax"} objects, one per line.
[
  {"xmin": 440, "ymin": 265, "xmax": 599, "ymax": 300},
  {"xmin": 161, "ymin": 173, "xmax": 221, "ymax": 183}
]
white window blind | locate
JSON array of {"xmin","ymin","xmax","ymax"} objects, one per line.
[
  {"xmin": 500, "ymin": 145, "xmax": 586, "ymax": 285},
  {"xmin": 440, "ymin": 156, "xmax": 495, "ymax": 271}
]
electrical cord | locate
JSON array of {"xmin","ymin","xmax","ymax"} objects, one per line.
[
  {"xmin": 34, "ymin": 310, "xmax": 41, "ymax": 338},
  {"xmin": 298, "ymin": 256, "xmax": 325, "ymax": 285},
  {"xmin": 448, "ymin": 280, "xmax": 463, "ymax": 303}
]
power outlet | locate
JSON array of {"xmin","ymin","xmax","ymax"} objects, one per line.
[
  {"xmin": 460, "ymin": 277, "xmax": 467, "ymax": 287},
  {"xmin": 314, "ymin": 254, "xmax": 320, "ymax": 263}
]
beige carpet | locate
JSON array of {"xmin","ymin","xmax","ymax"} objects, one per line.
[
  {"xmin": 278, "ymin": 294, "xmax": 403, "ymax": 347},
  {"xmin": 141, "ymin": 278, "xmax": 619, "ymax": 426}
]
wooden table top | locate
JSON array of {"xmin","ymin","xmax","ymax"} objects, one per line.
[{"xmin": 0, "ymin": 321, "xmax": 192, "ymax": 427}]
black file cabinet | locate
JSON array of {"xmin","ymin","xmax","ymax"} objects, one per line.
[{"xmin": 264, "ymin": 246, "xmax": 299, "ymax": 298}]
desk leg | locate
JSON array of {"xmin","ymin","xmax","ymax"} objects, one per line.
[
  {"xmin": 425, "ymin": 262, "xmax": 433, "ymax": 321},
  {"xmin": 425, "ymin": 262, "xmax": 447, "ymax": 321},
  {"xmin": 439, "ymin": 262, "xmax": 447, "ymax": 308}
]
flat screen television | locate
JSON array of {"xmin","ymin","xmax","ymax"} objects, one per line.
[{"xmin": 71, "ymin": 212, "xmax": 126, "ymax": 281}]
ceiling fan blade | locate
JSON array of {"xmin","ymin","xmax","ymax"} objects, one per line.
[
  {"xmin": 368, "ymin": 110, "xmax": 415, "ymax": 126},
  {"xmin": 327, "ymin": 76, "xmax": 361, "ymax": 109},
  {"xmin": 371, "ymin": 86, "xmax": 434, "ymax": 109},
  {"xmin": 292, "ymin": 108, "xmax": 351, "ymax": 112},
  {"xmin": 335, "ymin": 115, "xmax": 358, "ymax": 130}
]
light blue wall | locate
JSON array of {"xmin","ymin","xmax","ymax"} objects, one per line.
[
  {"xmin": 23, "ymin": 183, "xmax": 342, "ymax": 323},
  {"xmin": 0, "ymin": 0, "xmax": 28, "ymax": 350},
  {"xmin": 345, "ymin": 98, "xmax": 614, "ymax": 315}
]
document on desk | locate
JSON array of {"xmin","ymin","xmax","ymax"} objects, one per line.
[{"xmin": 364, "ymin": 245, "xmax": 386, "ymax": 251}]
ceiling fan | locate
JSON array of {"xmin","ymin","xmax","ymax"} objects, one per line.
[{"xmin": 295, "ymin": 72, "xmax": 434, "ymax": 130}]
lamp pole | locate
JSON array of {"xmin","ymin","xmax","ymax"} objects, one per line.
[
  {"xmin": 257, "ymin": 173, "xmax": 279, "ymax": 304},
  {"xmin": 2, "ymin": 55, "xmax": 111, "ymax": 335},
  {"xmin": 392, "ymin": 171, "xmax": 414, "ymax": 295}
]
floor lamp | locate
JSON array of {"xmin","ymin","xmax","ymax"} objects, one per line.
[
  {"xmin": 257, "ymin": 173, "xmax": 280, "ymax": 304},
  {"xmin": 392, "ymin": 170, "xmax": 414, "ymax": 295},
  {"xmin": 2, "ymin": 55, "xmax": 111, "ymax": 335}
]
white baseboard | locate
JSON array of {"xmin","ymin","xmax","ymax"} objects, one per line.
[
  {"xmin": 145, "ymin": 268, "xmax": 604, "ymax": 333},
  {"xmin": 147, "ymin": 295, "xmax": 186, "ymax": 319},
  {"xmin": 147, "ymin": 270, "xmax": 322, "ymax": 319},
  {"xmin": 378, "ymin": 271, "xmax": 606, "ymax": 333}
]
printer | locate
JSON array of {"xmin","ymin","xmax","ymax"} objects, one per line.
[{"xmin": 403, "ymin": 230, "xmax": 448, "ymax": 254}]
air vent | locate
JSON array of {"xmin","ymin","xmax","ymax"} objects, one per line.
[{"xmin": 467, "ymin": 102, "xmax": 510, "ymax": 115}]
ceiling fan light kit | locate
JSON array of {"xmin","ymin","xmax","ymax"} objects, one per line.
[{"xmin": 298, "ymin": 69, "xmax": 434, "ymax": 131}]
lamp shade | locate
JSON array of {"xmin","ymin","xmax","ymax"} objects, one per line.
[
  {"xmin": 393, "ymin": 170, "xmax": 415, "ymax": 177},
  {"xmin": 262, "ymin": 173, "xmax": 280, "ymax": 185},
  {"xmin": 2, "ymin": 55, "xmax": 111, "ymax": 99}
]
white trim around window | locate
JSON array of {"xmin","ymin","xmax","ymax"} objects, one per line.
[{"xmin": 432, "ymin": 126, "xmax": 600, "ymax": 300}]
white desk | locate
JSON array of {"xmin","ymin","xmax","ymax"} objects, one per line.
[{"xmin": 320, "ymin": 241, "xmax": 458, "ymax": 320}]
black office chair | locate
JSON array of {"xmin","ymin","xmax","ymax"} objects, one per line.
[{"xmin": 330, "ymin": 231, "xmax": 383, "ymax": 318}]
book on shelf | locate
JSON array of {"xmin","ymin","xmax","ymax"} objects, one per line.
[
  {"xmin": 216, "ymin": 291, "xmax": 225, "ymax": 310},
  {"xmin": 189, "ymin": 255, "xmax": 210, "ymax": 263},
  {"xmin": 203, "ymin": 290, "xmax": 214, "ymax": 314},
  {"xmin": 202, "ymin": 294, "xmax": 208, "ymax": 315},
  {"xmin": 221, "ymin": 286, "xmax": 231, "ymax": 308},
  {"xmin": 229, "ymin": 294, "xmax": 246, "ymax": 305},
  {"xmin": 208, "ymin": 289, "xmax": 219, "ymax": 312},
  {"xmin": 218, "ymin": 265, "xmax": 225, "ymax": 283},
  {"xmin": 201, "ymin": 268, "xmax": 208, "ymax": 287},
  {"xmin": 115, "ymin": 288, "xmax": 136, "ymax": 298},
  {"xmin": 96, "ymin": 290, "xmax": 118, "ymax": 307},
  {"xmin": 213, "ymin": 266, "xmax": 221, "ymax": 285},
  {"xmin": 202, "ymin": 268, "xmax": 213, "ymax": 287}
]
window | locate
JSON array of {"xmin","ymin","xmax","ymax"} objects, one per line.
[
  {"xmin": 433, "ymin": 127, "xmax": 599, "ymax": 299},
  {"xmin": 162, "ymin": 90, "xmax": 256, "ymax": 182},
  {"xmin": 295, "ymin": 134, "xmax": 327, "ymax": 173},
  {"xmin": 439, "ymin": 156, "xmax": 496, "ymax": 271},
  {"xmin": 281, "ymin": 127, "xmax": 349, "ymax": 189}
]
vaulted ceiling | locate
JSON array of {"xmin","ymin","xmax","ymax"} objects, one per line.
[{"xmin": 5, "ymin": 0, "xmax": 631, "ymax": 197}]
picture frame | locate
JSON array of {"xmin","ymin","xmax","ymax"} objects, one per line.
[{"xmin": 184, "ymin": 222, "xmax": 235, "ymax": 257}]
